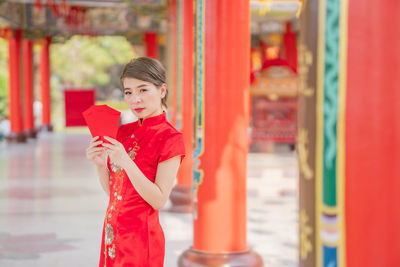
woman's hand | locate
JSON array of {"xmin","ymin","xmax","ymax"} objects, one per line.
[
  {"xmin": 102, "ymin": 136, "xmax": 131, "ymax": 169},
  {"xmin": 86, "ymin": 136, "xmax": 106, "ymax": 168}
]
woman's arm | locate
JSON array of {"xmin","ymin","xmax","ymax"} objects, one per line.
[{"xmin": 123, "ymin": 156, "xmax": 181, "ymax": 210}]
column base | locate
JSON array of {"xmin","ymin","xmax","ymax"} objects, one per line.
[
  {"xmin": 25, "ymin": 129, "xmax": 37, "ymax": 139},
  {"xmin": 168, "ymin": 184, "xmax": 193, "ymax": 213},
  {"xmin": 6, "ymin": 132, "xmax": 27, "ymax": 143},
  {"xmin": 178, "ymin": 248, "xmax": 264, "ymax": 267},
  {"xmin": 40, "ymin": 125, "xmax": 53, "ymax": 132}
]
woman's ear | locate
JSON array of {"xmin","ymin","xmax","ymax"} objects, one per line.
[{"xmin": 160, "ymin": 83, "xmax": 167, "ymax": 98}]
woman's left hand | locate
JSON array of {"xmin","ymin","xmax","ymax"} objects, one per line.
[{"xmin": 102, "ymin": 136, "xmax": 130, "ymax": 169}]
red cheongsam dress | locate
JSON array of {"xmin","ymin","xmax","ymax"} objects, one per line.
[{"xmin": 99, "ymin": 112, "xmax": 185, "ymax": 267}]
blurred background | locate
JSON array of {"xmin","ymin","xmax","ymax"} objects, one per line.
[{"xmin": 1, "ymin": 0, "xmax": 399, "ymax": 267}]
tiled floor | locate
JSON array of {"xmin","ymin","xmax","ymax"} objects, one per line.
[{"xmin": 0, "ymin": 132, "xmax": 298, "ymax": 267}]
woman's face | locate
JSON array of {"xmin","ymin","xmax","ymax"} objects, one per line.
[{"xmin": 123, "ymin": 77, "xmax": 166, "ymax": 120}]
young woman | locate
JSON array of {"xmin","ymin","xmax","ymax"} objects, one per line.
[{"xmin": 85, "ymin": 57, "xmax": 185, "ymax": 266}]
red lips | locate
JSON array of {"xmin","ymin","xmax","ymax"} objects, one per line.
[{"xmin": 134, "ymin": 108, "xmax": 145, "ymax": 113}]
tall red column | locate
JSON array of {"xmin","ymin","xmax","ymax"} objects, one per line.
[
  {"xmin": 168, "ymin": 0, "xmax": 177, "ymax": 127},
  {"xmin": 179, "ymin": 0, "xmax": 262, "ymax": 266},
  {"xmin": 7, "ymin": 29, "xmax": 26, "ymax": 143},
  {"xmin": 169, "ymin": 0, "xmax": 194, "ymax": 213},
  {"xmin": 346, "ymin": 1, "xmax": 400, "ymax": 266},
  {"xmin": 144, "ymin": 32, "xmax": 158, "ymax": 58},
  {"xmin": 298, "ymin": 1, "xmax": 400, "ymax": 266},
  {"xmin": 40, "ymin": 36, "xmax": 52, "ymax": 131},
  {"xmin": 23, "ymin": 39, "xmax": 36, "ymax": 138}
]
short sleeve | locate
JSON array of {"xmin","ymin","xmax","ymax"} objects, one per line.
[{"xmin": 157, "ymin": 133, "xmax": 186, "ymax": 163}]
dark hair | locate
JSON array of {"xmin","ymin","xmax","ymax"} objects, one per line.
[{"xmin": 120, "ymin": 57, "xmax": 168, "ymax": 108}]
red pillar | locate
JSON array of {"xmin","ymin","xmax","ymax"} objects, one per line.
[
  {"xmin": 168, "ymin": 0, "xmax": 177, "ymax": 127},
  {"xmin": 7, "ymin": 29, "xmax": 26, "ymax": 143},
  {"xmin": 346, "ymin": 1, "xmax": 400, "ymax": 266},
  {"xmin": 144, "ymin": 32, "xmax": 158, "ymax": 59},
  {"xmin": 179, "ymin": 0, "xmax": 263, "ymax": 266},
  {"xmin": 23, "ymin": 39, "xmax": 36, "ymax": 138},
  {"xmin": 169, "ymin": 0, "xmax": 194, "ymax": 213},
  {"xmin": 40, "ymin": 36, "xmax": 53, "ymax": 131}
]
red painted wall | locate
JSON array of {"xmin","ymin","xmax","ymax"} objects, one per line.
[{"xmin": 64, "ymin": 90, "xmax": 96, "ymax": 127}]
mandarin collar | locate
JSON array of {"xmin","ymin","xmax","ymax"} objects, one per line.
[{"xmin": 138, "ymin": 111, "xmax": 166, "ymax": 127}]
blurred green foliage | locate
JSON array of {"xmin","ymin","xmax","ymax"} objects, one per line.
[
  {"xmin": 96, "ymin": 100, "xmax": 127, "ymax": 110},
  {"xmin": 51, "ymin": 35, "xmax": 135, "ymax": 100},
  {"xmin": 0, "ymin": 38, "xmax": 8, "ymax": 118}
]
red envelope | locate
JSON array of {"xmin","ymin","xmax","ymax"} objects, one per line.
[{"xmin": 82, "ymin": 105, "xmax": 121, "ymax": 145}]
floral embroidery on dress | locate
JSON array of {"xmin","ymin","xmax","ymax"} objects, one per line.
[
  {"xmin": 103, "ymin": 134, "xmax": 140, "ymax": 264},
  {"xmin": 128, "ymin": 141, "xmax": 140, "ymax": 160},
  {"xmin": 108, "ymin": 245, "xmax": 116, "ymax": 259},
  {"xmin": 105, "ymin": 223, "xmax": 114, "ymax": 245},
  {"xmin": 110, "ymin": 160, "xmax": 122, "ymax": 173}
]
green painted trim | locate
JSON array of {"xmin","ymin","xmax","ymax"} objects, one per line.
[{"xmin": 322, "ymin": 0, "xmax": 340, "ymax": 207}]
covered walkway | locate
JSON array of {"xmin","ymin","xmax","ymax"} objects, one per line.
[{"xmin": 0, "ymin": 132, "xmax": 298, "ymax": 266}]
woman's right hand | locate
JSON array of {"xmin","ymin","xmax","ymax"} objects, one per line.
[{"xmin": 86, "ymin": 136, "xmax": 106, "ymax": 168}]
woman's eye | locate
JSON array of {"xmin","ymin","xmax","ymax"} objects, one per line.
[
  {"xmin": 124, "ymin": 91, "xmax": 131, "ymax": 95},
  {"xmin": 140, "ymin": 89, "xmax": 147, "ymax": 93}
]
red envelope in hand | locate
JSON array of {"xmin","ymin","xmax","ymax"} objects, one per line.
[{"xmin": 82, "ymin": 105, "xmax": 121, "ymax": 145}]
